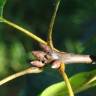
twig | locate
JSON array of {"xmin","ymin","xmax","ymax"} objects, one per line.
[
  {"xmin": 0, "ymin": 67, "xmax": 42, "ymax": 86},
  {"xmin": 58, "ymin": 53, "xmax": 93, "ymax": 64},
  {"xmin": 63, "ymin": 72, "xmax": 74, "ymax": 96},
  {"xmin": 59, "ymin": 63, "xmax": 74, "ymax": 96},
  {"xmin": 0, "ymin": 17, "xmax": 47, "ymax": 45},
  {"xmin": 48, "ymin": 0, "xmax": 61, "ymax": 49}
]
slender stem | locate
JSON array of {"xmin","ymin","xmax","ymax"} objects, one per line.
[
  {"xmin": 63, "ymin": 72, "xmax": 74, "ymax": 96},
  {"xmin": 0, "ymin": 17, "xmax": 47, "ymax": 45},
  {"xmin": 48, "ymin": 0, "xmax": 61, "ymax": 49},
  {"xmin": 0, "ymin": 67, "xmax": 42, "ymax": 85},
  {"xmin": 59, "ymin": 63, "xmax": 74, "ymax": 96}
]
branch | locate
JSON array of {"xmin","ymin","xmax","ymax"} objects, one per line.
[
  {"xmin": 48, "ymin": 0, "xmax": 61, "ymax": 49},
  {"xmin": 37, "ymin": 44, "xmax": 95, "ymax": 65},
  {"xmin": 63, "ymin": 72, "xmax": 74, "ymax": 96},
  {"xmin": 0, "ymin": 67, "xmax": 42, "ymax": 86},
  {"xmin": 58, "ymin": 53, "xmax": 93, "ymax": 64},
  {"xmin": 59, "ymin": 63, "xmax": 74, "ymax": 96},
  {"xmin": 0, "ymin": 17, "xmax": 47, "ymax": 45}
]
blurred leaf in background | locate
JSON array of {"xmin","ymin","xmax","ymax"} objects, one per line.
[
  {"xmin": 0, "ymin": 0, "xmax": 6, "ymax": 19},
  {"xmin": 0, "ymin": 41, "xmax": 7, "ymax": 77}
]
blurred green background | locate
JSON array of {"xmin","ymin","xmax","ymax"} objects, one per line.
[{"xmin": 0, "ymin": 0, "xmax": 96, "ymax": 96}]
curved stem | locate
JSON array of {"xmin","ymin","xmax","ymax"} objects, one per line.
[
  {"xmin": 0, "ymin": 67, "xmax": 42, "ymax": 85},
  {"xmin": 59, "ymin": 63, "xmax": 74, "ymax": 96},
  {"xmin": 0, "ymin": 17, "xmax": 47, "ymax": 45},
  {"xmin": 48, "ymin": 0, "xmax": 61, "ymax": 49}
]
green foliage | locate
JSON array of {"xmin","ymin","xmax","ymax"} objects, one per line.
[
  {"xmin": 65, "ymin": 40, "xmax": 85, "ymax": 53},
  {"xmin": 10, "ymin": 40, "xmax": 27, "ymax": 71},
  {"xmin": 41, "ymin": 69, "xmax": 96, "ymax": 96},
  {"xmin": 0, "ymin": 42, "xmax": 7, "ymax": 77},
  {"xmin": 0, "ymin": 0, "xmax": 6, "ymax": 20}
]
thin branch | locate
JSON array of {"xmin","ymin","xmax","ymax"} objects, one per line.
[
  {"xmin": 63, "ymin": 72, "xmax": 74, "ymax": 96},
  {"xmin": 59, "ymin": 63, "xmax": 74, "ymax": 96},
  {"xmin": 0, "ymin": 67, "xmax": 42, "ymax": 86},
  {"xmin": 0, "ymin": 17, "xmax": 47, "ymax": 45},
  {"xmin": 59, "ymin": 53, "xmax": 93, "ymax": 64},
  {"xmin": 47, "ymin": 0, "xmax": 61, "ymax": 49}
]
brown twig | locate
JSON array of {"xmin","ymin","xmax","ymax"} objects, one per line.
[{"xmin": 56, "ymin": 52, "xmax": 93, "ymax": 64}]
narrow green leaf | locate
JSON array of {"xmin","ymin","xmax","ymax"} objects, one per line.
[
  {"xmin": 0, "ymin": 0, "xmax": 6, "ymax": 21},
  {"xmin": 40, "ymin": 69, "xmax": 96, "ymax": 96}
]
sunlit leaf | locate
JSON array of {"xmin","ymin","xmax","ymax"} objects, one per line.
[{"xmin": 40, "ymin": 69, "xmax": 96, "ymax": 96}]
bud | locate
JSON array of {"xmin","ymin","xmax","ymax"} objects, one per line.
[
  {"xmin": 32, "ymin": 51, "xmax": 46, "ymax": 60},
  {"xmin": 51, "ymin": 60, "xmax": 61, "ymax": 69},
  {"xmin": 30, "ymin": 60, "xmax": 45, "ymax": 67},
  {"xmin": 40, "ymin": 43, "xmax": 51, "ymax": 52}
]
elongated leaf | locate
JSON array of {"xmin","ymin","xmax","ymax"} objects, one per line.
[
  {"xmin": 0, "ymin": 0, "xmax": 6, "ymax": 21},
  {"xmin": 40, "ymin": 69, "xmax": 96, "ymax": 96}
]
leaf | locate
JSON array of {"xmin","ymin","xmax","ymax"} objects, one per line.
[
  {"xmin": 40, "ymin": 69, "xmax": 96, "ymax": 96},
  {"xmin": 0, "ymin": 0, "xmax": 6, "ymax": 21},
  {"xmin": 10, "ymin": 41, "xmax": 27, "ymax": 71},
  {"xmin": 0, "ymin": 42, "xmax": 8, "ymax": 76}
]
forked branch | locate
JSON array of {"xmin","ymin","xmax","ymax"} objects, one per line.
[{"xmin": 47, "ymin": 0, "xmax": 74, "ymax": 95}]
